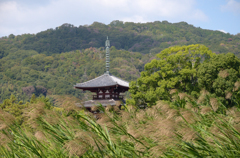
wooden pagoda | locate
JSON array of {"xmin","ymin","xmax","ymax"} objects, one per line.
[{"xmin": 74, "ymin": 37, "xmax": 129, "ymax": 110}]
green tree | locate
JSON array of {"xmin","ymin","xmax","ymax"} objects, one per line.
[
  {"xmin": 8, "ymin": 34, "xmax": 15, "ymax": 39},
  {"xmin": 0, "ymin": 94, "xmax": 27, "ymax": 124},
  {"xmin": 127, "ymin": 44, "xmax": 214, "ymax": 106},
  {"xmin": 197, "ymin": 53, "xmax": 240, "ymax": 106}
]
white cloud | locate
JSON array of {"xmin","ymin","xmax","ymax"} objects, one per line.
[
  {"xmin": 121, "ymin": 15, "xmax": 148, "ymax": 23},
  {"xmin": 218, "ymin": 29, "xmax": 228, "ymax": 34},
  {"xmin": 0, "ymin": 0, "xmax": 208, "ymax": 37},
  {"xmin": 221, "ymin": 0, "xmax": 240, "ymax": 14}
]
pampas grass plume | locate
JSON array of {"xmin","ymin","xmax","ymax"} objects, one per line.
[
  {"xmin": 105, "ymin": 105, "xmax": 112, "ymax": 111},
  {"xmin": 233, "ymin": 81, "xmax": 240, "ymax": 91},
  {"xmin": 91, "ymin": 105, "xmax": 98, "ymax": 112},
  {"xmin": 178, "ymin": 93, "xmax": 188, "ymax": 100},
  {"xmin": 200, "ymin": 106, "xmax": 212, "ymax": 114},
  {"xmin": 225, "ymin": 92, "xmax": 232, "ymax": 99},
  {"xmin": 170, "ymin": 89, "xmax": 178, "ymax": 94},
  {"xmin": 185, "ymin": 102, "xmax": 193, "ymax": 109},
  {"xmin": 210, "ymin": 98, "xmax": 219, "ymax": 112},
  {"xmin": 34, "ymin": 131, "xmax": 46, "ymax": 140}
]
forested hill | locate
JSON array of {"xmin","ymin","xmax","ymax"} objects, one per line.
[
  {"xmin": 0, "ymin": 20, "xmax": 240, "ymax": 102},
  {"xmin": 1, "ymin": 20, "xmax": 240, "ymax": 58},
  {"xmin": 0, "ymin": 47, "xmax": 148, "ymax": 102}
]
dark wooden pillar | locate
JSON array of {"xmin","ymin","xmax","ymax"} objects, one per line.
[
  {"xmin": 103, "ymin": 89, "xmax": 106, "ymax": 99},
  {"xmin": 110, "ymin": 87, "xmax": 114, "ymax": 99},
  {"xmin": 117, "ymin": 91, "xmax": 119, "ymax": 99},
  {"xmin": 96, "ymin": 89, "xmax": 99, "ymax": 99}
]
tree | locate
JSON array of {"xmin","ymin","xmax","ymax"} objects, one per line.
[
  {"xmin": 8, "ymin": 34, "xmax": 15, "ymax": 39},
  {"xmin": 197, "ymin": 53, "xmax": 240, "ymax": 106},
  {"xmin": 0, "ymin": 94, "xmax": 27, "ymax": 124},
  {"xmin": 127, "ymin": 44, "xmax": 214, "ymax": 106}
]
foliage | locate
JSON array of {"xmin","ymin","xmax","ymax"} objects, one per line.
[
  {"xmin": 197, "ymin": 53, "xmax": 240, "ymax": 106},
  {"xmin": 0, "ymin": 47, "xmax": 145, "ymax": 101},
  {"xmin": 1, "ymin": 20, "xmax": 239, "ymax": 57},
  {"xmin": 164, "ymin": 110, "xmax": 240, "ymax": 157},
  {"xmin": 128, "ymin": 44, "xmax": 215, "ymax": 106},
  {"xmin": 0, "ymin": 95, "xmax": 150, "ymax": 157},
  {"xmin": 1, "ymin": 20, "xmax": 240, "ymax": 101},
  {"xmin": 1, "ymin": 94, "xmax": 240, "ymax": 157},
  {"xmin": 0, "ymin": 94, "xmax": 27, "ymax": 124},
  {"xmin": 0, "ymin": 94, "xmax": 53, "ymax": 125}
]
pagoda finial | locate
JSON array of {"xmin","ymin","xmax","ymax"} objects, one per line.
[{"xmin": 105, "ymin": 36, "xmax": 110, "ymax": 74}]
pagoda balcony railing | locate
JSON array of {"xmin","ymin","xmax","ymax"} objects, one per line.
[{"xmin": 93, "ymin": 95, "xmax": 124, "ymax": 100}]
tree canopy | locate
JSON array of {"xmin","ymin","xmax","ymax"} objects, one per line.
[
  {"xmin": 1, "ymin": 20, "xmax": 239, "ymax": 57},
  {"xmin": 197, "ymin": 53, "xmax": 240, "ymax": 105},
  {"xmin": 0, "ymin": 47, "xmax": 148, "ymax": 102},
  {"xmin": 127, "ymin": 44, "xmax": 240, "ymax": 107}
]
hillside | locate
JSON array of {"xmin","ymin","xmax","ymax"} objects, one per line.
[
  {"xmin": 1, "ymin": 20, "xmax": 240, "ymax": 57},
  {"xmin": 0, "ymin": 46, "xmax": 151, "ymax": 102},
  {"xmin": 0, "ymin": 20, "xmax": 240, "ymax": 101}
]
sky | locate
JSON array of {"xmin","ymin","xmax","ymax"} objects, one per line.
[{"xmin": 0, "ymin": 0, "xmax": 239, "ymax": 37}]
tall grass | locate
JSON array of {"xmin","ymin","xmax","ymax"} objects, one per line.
[{"xmin": 0, "ymin": 94, "xmax": 240, "ymax": 157}]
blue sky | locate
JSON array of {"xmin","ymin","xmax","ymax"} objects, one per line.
[{"xmin": 0, "ymin": 0, "xmax": 239, "ymax": 37}]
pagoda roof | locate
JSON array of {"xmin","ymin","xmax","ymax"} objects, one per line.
[{"xmin": 74, "ymin": 73, "xmax": 129, "ymax": 89}]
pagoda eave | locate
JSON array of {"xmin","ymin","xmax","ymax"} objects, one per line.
[{"xmin": 74, "ymin": 85, "xmax": 129, "ymax": 91}]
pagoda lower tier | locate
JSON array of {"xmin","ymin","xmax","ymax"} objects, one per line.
[{"xmin": 76, "ymin": 99, "xmax": 125, "ymax": 112}]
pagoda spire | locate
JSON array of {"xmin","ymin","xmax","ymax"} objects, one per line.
[{"xmin": 105, "ymin": 36, "xmax": 110, "ymax": 74}]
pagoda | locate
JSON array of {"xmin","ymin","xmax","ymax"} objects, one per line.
[{"xmin": 74, "ymin": 37, "xmax": 129, "ymax": 110}]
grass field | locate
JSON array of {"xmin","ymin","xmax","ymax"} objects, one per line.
[{"xmin": 1, "ymin": 92, "xmax": 240, "ymax": 157}]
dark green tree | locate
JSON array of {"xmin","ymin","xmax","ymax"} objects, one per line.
[
  {"xmin": 127, "ymin": 44, "xmax": 214, "ymax": 106},
  {"xmin": 197, "ymin": 53, "xmax": 240, "ymax": 106}
]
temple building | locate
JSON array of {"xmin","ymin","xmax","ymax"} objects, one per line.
[{"xmin": 74, "ymin": 37, "xmax": 129, "ymax": 110}]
